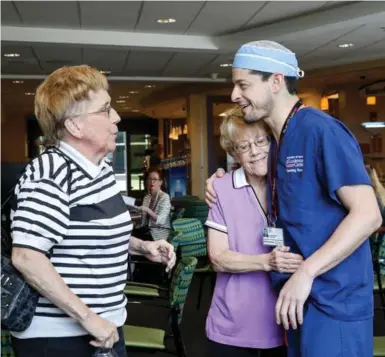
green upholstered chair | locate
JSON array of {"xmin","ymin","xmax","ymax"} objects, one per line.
[
  {"xmin": 125, "ymin": 231, "xmax": 182, "ymax": 298},
  {"xmin": 183, "ymin": 204, "xmax": 209, "ymax": 226},
  {"xmin": 374, "ymin": 336, "xmax": 385, "ymax": 356},
  {"xmin": 1, "ymin": 330, "xmax": 14, "ymax": 357},
  {"xmin": 172, "ymin": 218, "xmax": 215, "ymax": 309},
  {"xmin": 370, "ymin": 231, "xmax": 385, "ymax": 319},
  {"xmin": 123, "ymin": 256, "xmax": 197, "ymax": 357}
]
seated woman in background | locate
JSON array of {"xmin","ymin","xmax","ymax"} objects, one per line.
[{"xmin": 136, "ymin": 167, "xmax": 172, "ymax": 241}]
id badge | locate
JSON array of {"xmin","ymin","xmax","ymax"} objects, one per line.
[{"xmin": 263, "ymin": 227, "xmax": 284, "ymax": 247}]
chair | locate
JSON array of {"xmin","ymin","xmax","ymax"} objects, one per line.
[
  {"xmin": 123, "ymin": 256, "xmax": 198, "ymax": 357},
  {"xmin": 183, "ymin": 203, "xmax": 209, "ymax": 227},
  {"xmin": 374, "ymin": 336, "xmax": 385, "ymax": 356},
  {"xmin": 172, "ymin": 218, "xmax": 215, "ymax": 310},
  {"xmin": 370, "ymin": 231, "xmax": 385, "ymax": 319},
  {"xmin": 125, "ymin": 231, "xmax": 182, "ymax": 299},
  {"xmin": 1, "ymin": 330, "xmax": 14, "ymax": 357}
]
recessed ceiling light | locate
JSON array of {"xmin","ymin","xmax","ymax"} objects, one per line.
[
  {"xmin": 25, "ymin": 92, "xmax": 35, "ymax": 96},
  {"xmin": 123, "ymin": 106, "xmax": 132, "ymax": 110},
  {"xmin": 361, "ymin": 122, "xmax": 385, "ymax": 128},
  {"xmin": 13, "ymin": 80, "xmax": 24, "ymax": 84},
  {"xmin": 4, "ymin": 53, "xmax": 20, "ymax": 58},
  {"xmin": 131, "ymin": 109, "xmax": 140, "ymax": 112},
  {"xmin": 338, "ymin": 43, "xmax": 354, "ymax": 48},
  {"xmin": 118, "ymin": 96, "xmax": 130, "ymax": 99},
  {"xmin": 116, "ymin": 100, "xmax": 126, "ymax": 104},
  {"xmin": 220, "ymin": 63, "xmax": 232, "ymax": 68},
  {"xmin": 100, "ymin": 70, "xmax": 111, "ymax": 75},
  {"xmin": 144, "ymin": 85, "xmax": 156, "ymax": 88},
  {"xmin": 129, "ymin": 91, "xmax": 139, "ymax": 94},
  {"xmin": 156, "ymin": 18, "xmax": 176, "ymax": 24}
]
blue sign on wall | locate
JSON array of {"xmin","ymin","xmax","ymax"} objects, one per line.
[{"xmin": 169, "ymin": 167, "xmax": 187, "ymax": 198}]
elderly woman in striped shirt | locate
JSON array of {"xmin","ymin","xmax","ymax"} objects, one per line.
[{"xmin": 10, "ymin": 65, "xmax": 176, "ymax": 357}]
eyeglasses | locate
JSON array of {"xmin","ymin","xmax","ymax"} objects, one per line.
[
  {"xmin": 148, "ymin": 178, "xmax": 161, "ymax": 182},
  {"xmin": 87, "ymin": 106, "xmax": 113, "ymax": 119},
  {"xmin": 234, "ymin": 135, "xmax": 270, "ymax": 154},
  {"xmin": 65, "ymin": 106, "xmax": 114, "ymax": 121}
]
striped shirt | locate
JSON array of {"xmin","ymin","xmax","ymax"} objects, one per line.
[{"xmin": 10, "ymin": 141, "xmax": 132, "ymax": 339}]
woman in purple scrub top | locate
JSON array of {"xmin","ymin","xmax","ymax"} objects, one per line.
[{"xmin": 205, "ymin": 108, "xmax": 303, "ymax": 357}]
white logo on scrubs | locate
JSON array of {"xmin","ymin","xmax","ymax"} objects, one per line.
[{"xmin": 286, "ymin": 155, "xmax": 304, "ymax": 173}]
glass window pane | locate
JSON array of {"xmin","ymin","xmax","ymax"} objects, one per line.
[
  {"xmin": 130, "ymin": 134, "xmax": 151, "ymax": 191},
  {"xmin": 108, "ymin": 132, "xmax": 127, "ymax": 193}
]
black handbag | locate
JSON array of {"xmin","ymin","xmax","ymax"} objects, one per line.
[
  {"xmin": 1, "ymin": 148, "xmax": 72, "ymax": 332},
  {"xmin": 1, "ymin": 190, "xmax": 40, "ymax": 332}
]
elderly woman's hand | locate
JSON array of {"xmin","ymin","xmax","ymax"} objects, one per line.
[
  {"xmin": 143, "ymin": 240, "xmax": 176, "ymax": 272},
  {"xmin": 267, "ymin": 246, "xmax": 304, "ymax": 273},
  {"xmin": 205, "ymin": 168, "xmax": 226, "ymax": 207}
]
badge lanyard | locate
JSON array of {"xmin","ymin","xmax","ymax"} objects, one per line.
[{"xmin": 268, "ymin": 100, "xmax": 303, "ymax": 227}]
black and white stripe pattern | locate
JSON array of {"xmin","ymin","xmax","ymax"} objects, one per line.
[{"xmin": 11, "ymin": 142, "xmax": 132, "ymax": 338}]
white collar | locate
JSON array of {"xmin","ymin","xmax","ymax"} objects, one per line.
[
  {"xmin": 232, "ymin": 167, "xmax": 249, "ymax": 189},
  {"xmin": 56, "ymin": 141, "xmax": 106, "ymax": 179}
]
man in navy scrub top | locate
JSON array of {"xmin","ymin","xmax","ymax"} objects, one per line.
[{"xmin": 205, "ymin": 40, "xmax": 382, "ymax": 357}]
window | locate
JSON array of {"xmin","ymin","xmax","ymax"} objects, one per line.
[{"xmin": 107, "ymin": 131, "xmax": 128, "ymax": 193}]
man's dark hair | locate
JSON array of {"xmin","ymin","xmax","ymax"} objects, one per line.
[{"xmin": 249, "ymin": 70, "xmax": 297, "ymax": 95}]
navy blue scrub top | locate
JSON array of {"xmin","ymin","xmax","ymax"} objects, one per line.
[{"xmin": 267, "ymin": 107, "xmax": 373, "ymax": 321}]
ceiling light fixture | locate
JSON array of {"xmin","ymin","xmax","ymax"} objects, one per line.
[
  {"xmin": 25, "ymin": 92, "xmax": 35, "ymax": 96},
  {"xmin": 366, "ymin": 96, "xmax": 377, "ymax": 105},
  {"xmin": 361, "ymin": 122, "xmax": 385, "ymax": 128},
  {"xmin": 116, "ymin": 100, "xmax": 126, "ymax": 104},
  {"xmin": 220, "ymin": 63, "xmax": 232, "ymax": 68},
  {"xmin": 144, "ymin": 85, "xmax": 156, "ymax": 88},
  {"xmin": 156, "ymin": 18, "xmax": 176, "ymax": 24},
  {"xmin": 4, "ymin": 53, "xmax": 20, "ymax": 58},
  {"xmin": 12, "ymin": 80, "xmax": 24, "ymax": 84},
  {"xmin": 338, "ymin": 43, "xmax": 354, "ymax": 48},
  {"xmin": 118, "ymin": 96, "xmax": 130, "ymax": 99},
  {"xmin": 129, "ymin": 91, "xmax": 139, "ymax": 94},
  {"xmin": 131, "ymin": 109, "xmax": 140, "ymax": 112}
]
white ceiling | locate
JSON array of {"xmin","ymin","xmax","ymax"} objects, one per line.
[
  {"xmin": 1, "ymin": 1, "xmax": 385, "ymax": 118},
  {"xmin": 2, "ymin": 1, "xmax": 385, "ymax": 77}
]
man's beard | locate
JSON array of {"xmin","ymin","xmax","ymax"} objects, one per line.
[
  {"xmin": 243, "ymin": 110, "xmax": 264, "ymax": 124},
  {"xmin": 243, "ymin": 99, "xmax": 272, "ymax": 124}
]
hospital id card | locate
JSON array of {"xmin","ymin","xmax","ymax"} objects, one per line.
[{"xmin": 262, "ymin": 227, "xmax": 284, "ymax": 247}]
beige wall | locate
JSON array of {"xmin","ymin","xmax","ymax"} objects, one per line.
[{"xmin": 1, "ymin": 107, "xmax": 27, "ymax": 163}]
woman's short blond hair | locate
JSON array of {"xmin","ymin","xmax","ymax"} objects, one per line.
[
  {"xmin": 34, "ymin": 65, "xmax": 108, "ymax": 146},
  {"xmin": 220, "ymin": 106, "xmax": 270, "ymax": 157}
]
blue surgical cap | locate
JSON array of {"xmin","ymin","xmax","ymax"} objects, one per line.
[{"xmin": 232, "ymin": 41, "xmax": 305, "ymax": 79}]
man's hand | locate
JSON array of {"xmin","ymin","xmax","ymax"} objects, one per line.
[
  {"xmin": 205, "ymin": 168, "xmax": 226, "ymax": 207},
  {"xmin": 143, "ymin": 240, "xmax": 176, "ymax": 272},
  {"xmin": 81, "ymin": 311, "xmax": 119, "ymax": 349},
  {"xmin": 267, "ymin": 246, "xmax": 304, "ymax": 273},
  {"xmin": 275, "ymin": 266, "xmax": 314, "ymax": 331}
]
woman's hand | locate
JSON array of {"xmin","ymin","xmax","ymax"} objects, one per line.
[
  {"xmin": 143, "ymin": 240, "xmax": 176, "ymax": 272},
  {"xmin": 267, "ymin": 246, "xmax": 304, "ymax": 273},
  {"xmin": 137, "ymin": 206, "xmax": 149, "ymax": 213}
]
